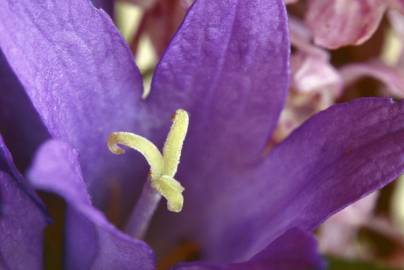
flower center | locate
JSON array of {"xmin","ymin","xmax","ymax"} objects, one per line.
[{"xmin": 107, "ymin": 109, "xmax": 189, "ymax": 213}]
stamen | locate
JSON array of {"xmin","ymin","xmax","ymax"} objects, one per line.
[{"xmin": 107, "ymin": 109, "xmax": 189, "ymax": 215}]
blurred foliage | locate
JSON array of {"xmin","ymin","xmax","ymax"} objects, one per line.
[{"xmin": 327, "ymin": 257, "xmax": 401, "ymax": 270}]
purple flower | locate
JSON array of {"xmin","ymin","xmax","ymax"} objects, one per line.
[
  {"xmin": 0, "ymin": 0, "xmax": 403, "ymax": 269},
  {"xmin": 0, "ymin": 137, "xmax": 47, "ymax": 270}
]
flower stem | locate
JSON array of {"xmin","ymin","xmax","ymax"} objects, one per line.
[{"xmin": 125, "ymin": 179, "xmax": 162, "ymax": 239}]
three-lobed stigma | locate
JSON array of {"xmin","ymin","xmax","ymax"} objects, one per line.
[{"xmin": 107, "ymin": 109, "xmax": 189, "ymax": 213}]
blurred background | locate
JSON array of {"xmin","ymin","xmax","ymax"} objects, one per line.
[{"xmin": 95, "ymin": 0, "xmax": 404, "ymax": 269}]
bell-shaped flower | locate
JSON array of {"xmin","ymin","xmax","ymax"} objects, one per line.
[{"xmin": 0, "ymin": 0, "xmax": 403, "ymax": 269}]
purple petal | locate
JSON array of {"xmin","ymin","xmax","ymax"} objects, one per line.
[
  {"xmin": 0, "ymin": 137, "xmax": 47, "ymax": 270},
  {"xmin": 0, "ymin": 50, "xmax": 50, "ymax": 171},
  {"xmin": 28, "ymin": 140, "xmax": 155, "ymax": 270},
  {"xmin": 305, "ymin": 0, "xmax": 387, "ymax": 49},
  {"xmin": 339, "ymin": 61, "xmax": 404, "ymax": 98},
  {"xmin": 174, "ymin": 228, "xmax": 325, "ymax": 270},
  {"xmin": 0, "ymin": 0, "xmax": 146, "ymax": 205},
  {"xmin": 153, "ymin": 98, "xmax": 404, "ymax": 262},
  {"xmin": 0, "ymin": 134, "xmax": 46, "ymax": 214},
  {"xmin": 148, "ymin": 0, "xmax": 289, "ymax": 164},
  {"xmin": 0, "ymin": 172, "xmax": 46, "ymax": 270},
  {"xmin": 223, "ymin": 98, "xmax": 404, "ymax": 259}
]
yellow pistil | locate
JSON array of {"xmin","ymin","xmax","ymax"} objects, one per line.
[{"xmin": 107, "ymin": 109, "xmax": 189, "ymax": 213}]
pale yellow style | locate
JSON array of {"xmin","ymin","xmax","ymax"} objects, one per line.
[{"xmin": 107, "ymin": 109, "xmax": 189, "ymax": 212}]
